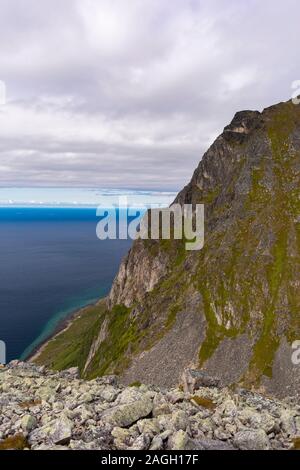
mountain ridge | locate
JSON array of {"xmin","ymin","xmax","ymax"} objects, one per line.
[{"xmin": 34, "ymin": 99, "xmax": 300, "ymax": 399}]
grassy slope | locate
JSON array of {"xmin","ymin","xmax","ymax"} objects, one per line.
[{"xmin": 34, "ymin": 301, "xmax": 105, "ymax": 373}]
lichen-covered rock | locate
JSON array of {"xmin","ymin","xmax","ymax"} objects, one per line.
[
  {"xmin": 111, "ymin": 427, "xmax": 132, "ymax": 450},
  {"xmin": 36, "ymin": 386, "xmax": 55, "ymax": 402},
  {"xmin": 233, "ymin": 429, "xmax": 270, "ymax": 450},
  {"xmin": 170, "ymin": 410, "xmax": 189, "ymax": 431},
  {"xmin": 149, "ymin": 435, "xmax": 163, "ymax": 450},
  {"xmin": 168, "ymin": 430, "xmax": 189, "ymax": 450},
  {"xmin": 137, "ymin": 418, "xmax": 160, "ymax": 437},
  {"xmin": 152, "ymin": 395, "xmax": 171, "ymax": 417},
  {"xmin": 103, "ymin": 397, "xmax": 153, "ymax": 427},
  {"xmin": 280, "ymin": 409, "xmax": 299, "ymax": 437},
  {"xmin": 20, "ymin": 415, "xmax": 37, "ymax": 432},
  {"xmin": 189, "ymin": 438, "xmax": 235, "ymax": 450},
  {"xmin": 29, "ymin": 415, "xmax": 73, "ymax": 445}
]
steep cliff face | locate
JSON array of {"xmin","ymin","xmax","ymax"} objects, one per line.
[
  {"xmin": 105, "ymin": 99, "xmax": 300, "ymax": 394},
  {"xmin": 108, "ymin": 239, "xmax": 170, "ymax": 308},
  {"xmin": 36, "ymin": 100, "xmax": 300, "ymax": 398}
]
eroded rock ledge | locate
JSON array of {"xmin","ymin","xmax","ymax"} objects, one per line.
[{"xmin": 0, "ymin": 362, "xmax": 300, "ymax": 451}]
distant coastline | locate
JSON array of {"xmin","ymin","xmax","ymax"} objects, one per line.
[{"xmin": 27, "ymin": 299, "xmax": 101, "ymax": 363}]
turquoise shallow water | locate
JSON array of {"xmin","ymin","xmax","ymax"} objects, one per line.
[
  {"xmin": 20, "ymin": 293, "xmax": 100, "ymax": 360},
  {"xmin": 0, "ymin": 206, "xmax": 132, "ymax": 362}
]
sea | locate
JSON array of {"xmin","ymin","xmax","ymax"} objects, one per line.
[{"xmin": 0, "ymin": 206, "xmax": 133, "ymax": 362}]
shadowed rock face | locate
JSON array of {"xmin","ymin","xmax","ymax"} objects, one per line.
[{"xmin": 101, "ymin": 99, "xmax": 300, "ymax": 397}]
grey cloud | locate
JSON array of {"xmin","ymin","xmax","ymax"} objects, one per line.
[{"xmin": 0, "ymin": 0, "xmax": 299, "ymax": 190}]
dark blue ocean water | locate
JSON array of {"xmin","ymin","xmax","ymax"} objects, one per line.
[{"xmin": 0, "ymin": 207, "xmax": 132, "ymax": 362}]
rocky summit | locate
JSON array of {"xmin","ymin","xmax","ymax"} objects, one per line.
[
  {"xmin": 1, "ymin": 362, "xmax": 300, "ymax": 451},
  {"xmin": 34, "ymin": 99, "xmax": 300, "ymax": 400}
]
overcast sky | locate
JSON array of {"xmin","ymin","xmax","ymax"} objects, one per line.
[{"xmin": 0, "ymin": 0, "xmax": 299, "ymax": 195}]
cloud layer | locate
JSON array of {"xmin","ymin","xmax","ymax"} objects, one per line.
[{"xmin": 0, "ymin": 0, "xmax": 299, "ymax": 190}]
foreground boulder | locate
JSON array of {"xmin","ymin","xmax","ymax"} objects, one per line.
[
  {"xmin": 29, "ymin": 415, "xmax": 73, "ymax": 446},
  {"xmin": 103, "ymin": 396, "xmax": 153, "ymax": 427}
]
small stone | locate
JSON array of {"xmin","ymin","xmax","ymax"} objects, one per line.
[
  {"xmin": 214, "ymin": 428, "xmax": 231, "ymax": 441},
  {"xmin": 69, "ymin": 440, "xmax": 97, "ymax": 450},
  {"xmin": 117, "ymin": 388, "xmax": 144, "ymax": 404},
  {"xmin": 111, "ymin": 427, "xmax": 131, "ymax": 450},
  {"xmin": 53, "ymin": 402, "xmax": 64, "ymax": 413},
  {"xmin": 48, "ymin": 416, "xmax": 73, "ymax": 445},
  {"xmin": 171, "ymin": 410, "xmax": 188, "ymax": 431},
  {"xmin": 221, "ymin": 399, "xmax": 237, "ymax": 417},
  {"xmin": 233, "ymin": 429, "xmax": 270, "ymax": 450},
  {"xmin": 150, "ymin": 436, "xmax": 163, "ymax": 450},
  {"xmin": 61, "ymin": 367, "xmax": 80, "ymax": 379},
  {"xmin": 131, "ymin": 434, "xmax": 150, "ymax": 450},
  {"xmin": 137, "ymin": 418, "xmax": 160, "ymax": 436},
  {"xmin": 166, "ymin": 390, "xmax": 185, "ymax": 404},
  {"xmin": 73, "ymin": 405, "xmax": 93, "ymax": 423},
  {"xmin": 168, "ymin": 430, "xmax": 189, "ymax": 450},
  {"xmin": 21, "ymin": 415, "xmax": 37, "ymax": 432},
  {"xmin": 152, "ymin": 395, "xmax": 171, "ymax": 417},
  {"xmin": 36, "ymin": 386, "xmax": 54, "ymax": 402},
  {"xmin": 79, "ymin": 392, "xmax": 93, "ymax": 404},
  {"xmin": 280, "ymin": 409, "xmax": 297, "ymax": 437},
  {"xmin": 100, "ymin": 386, "xmax": 119, "ymax": 403}
]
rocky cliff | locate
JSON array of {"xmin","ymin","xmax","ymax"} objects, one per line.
[{"xmin": 34, "ymin": 99, "xmax": 300, "ymax": 399}]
